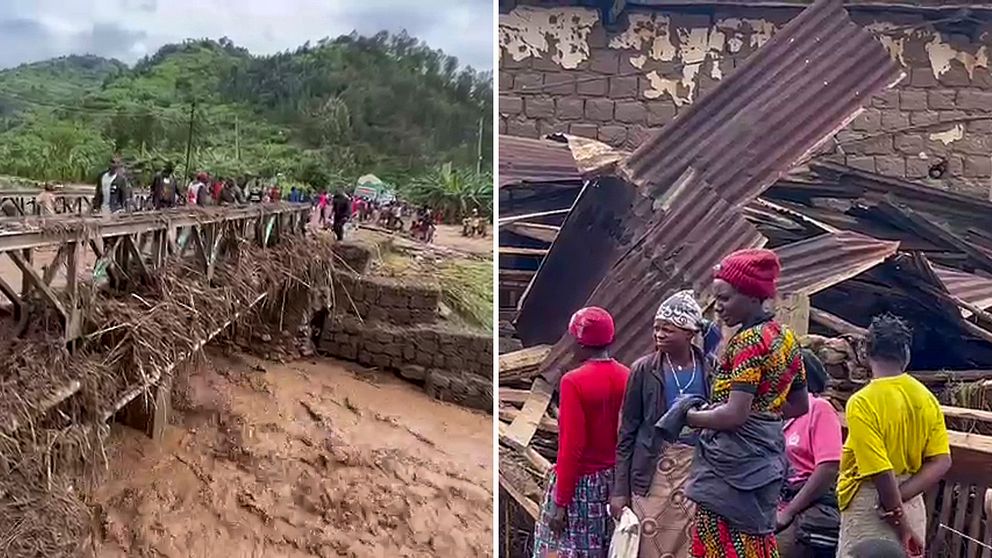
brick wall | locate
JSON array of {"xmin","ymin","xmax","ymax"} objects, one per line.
[
  {"xmin": 333, "ymin": 272, "xmax": 441, "ymax": 326},
  {"xmin": 499, "ymin": 4, "xmax": 992, "ymax": 198},
  {"xmin": 319, "ymin": 315, "xmax": 493, "ymax": 411}
]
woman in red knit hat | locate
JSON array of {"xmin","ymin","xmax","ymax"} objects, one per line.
[
  {"xmin": 532, "ymin": 306, "xmax": 630, "ymax": 558},
  {"xmin": 680, "ymin": 248, "xmax": 810, "ymax": 558}
]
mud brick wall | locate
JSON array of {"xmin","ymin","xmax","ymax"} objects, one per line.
[
  {"xmin": 332, "ymin": 273, "xmax": 440, "ymax": 326},
  {"xmin": 319, "ymin": 315, "xmax": 493, "ymax": 412},
  {"xmin": 499, "ymin": 3, "xmax": 992, "ymax": 198}
]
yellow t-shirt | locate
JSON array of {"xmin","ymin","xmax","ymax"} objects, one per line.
[{"xmin": 836, "ymin": 373, "xmax": 950, "ymax": 511}]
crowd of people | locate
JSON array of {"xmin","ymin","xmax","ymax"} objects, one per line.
[{"xmin": 533, "ymin": 248, "xmax": 951, "ymax": 558}]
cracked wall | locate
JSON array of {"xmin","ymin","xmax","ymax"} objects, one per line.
[{"xmin": 499, "ymin": 4, "xmax": 992, "ymax": 198}]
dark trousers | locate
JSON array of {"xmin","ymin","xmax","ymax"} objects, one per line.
[{"xmin": 333, "ymin": 215, "xmax": 346, "ymax": 241}]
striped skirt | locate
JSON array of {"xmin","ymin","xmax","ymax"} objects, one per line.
[{"xmin": 532, "ymin": 468, "xmax": 614, "ymax": 558}]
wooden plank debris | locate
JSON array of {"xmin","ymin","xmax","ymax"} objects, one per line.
[
  {"xmin": 499, "ymin": 344, "xmax": 551, "ymax": 383},
  {"xmin": 502, "ymin": 377, "xmax": 554, "ymax": 451}
]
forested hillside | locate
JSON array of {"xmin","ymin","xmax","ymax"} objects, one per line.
[{"xmin": 0, "ymin": 32, "xmax": 493, "ymax": 214}]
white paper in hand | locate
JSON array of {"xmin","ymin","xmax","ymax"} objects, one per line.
[{"xmin": 608, "ymin": 507, "xmax": 640, "ymax": 558}]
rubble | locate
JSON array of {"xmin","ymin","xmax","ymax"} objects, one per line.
[{"xmin": 498, "ymin": 0, "xmax": 992, "ymax": 555}]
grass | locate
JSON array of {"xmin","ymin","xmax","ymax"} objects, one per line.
[{"xmin": 438, "ymin": 258, "xmax": 493, "ymax": 332}]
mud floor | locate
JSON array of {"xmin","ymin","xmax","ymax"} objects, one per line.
[{"xmin": 87, "ymin": 349, "xmax": 493, "ymax": 558}]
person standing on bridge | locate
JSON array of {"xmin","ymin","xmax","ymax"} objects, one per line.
[
  {"xmin": 94, "ymin": 157, "xmax": 129, "ymax": 215},
  {"xmin": 532, "ymin": 307, "xmax": 630, "ymax": 558},
  {"xmin": 36, "ymin": 183, "xmax": 56, "ymax": 216},
  {"xmin": 151, "ymin": 162, "xmax": 178, "ymax": 209},
  {"xmin": 836, "ymin": 314, "xmax": 951, "ymax": 558}
]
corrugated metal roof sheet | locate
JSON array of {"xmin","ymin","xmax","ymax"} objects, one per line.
[
  {"xmin": 499, "ymin": 135, "xmax": 581, "ymax": 188},
  {"xmin": 519, "ymin": 0, "xmax": 902, "ymax": 369},
  {"xmin": 777, "ymin": 230, "xmax": 900, "ymax": 295},
  {"xmin": 540, "ymin": 169, "xmax": 766, "ymax": 377},
  {"xmin": 621, "ymin": 0, "xmax": 902, "ymax": 206},
  {"xmin": 933, "ymin": 265, "xmax": 992, "ymax": 315}
]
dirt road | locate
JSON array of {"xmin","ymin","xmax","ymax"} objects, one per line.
[{"xmin": 89, "ymin": 350, "xmax": 493, "ymax": 557}]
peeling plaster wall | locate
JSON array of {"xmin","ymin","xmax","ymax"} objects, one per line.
[{"xmin": 499, "ymin": 3, "xmax": 992, "ymax": 198}]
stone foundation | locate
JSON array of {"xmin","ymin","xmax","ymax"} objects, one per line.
[
  {"xmin": 320, "ymin": 315, "xmax": 492, "ymax": 411},
  {"xmin": 333, "ymin": 273, "xmax": 441, "ymax": 326},
  {"xmin": 315, "ymin": 240, "xmax": 492, "ymax": 412}
]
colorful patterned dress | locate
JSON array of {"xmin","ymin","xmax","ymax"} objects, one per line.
[{"xmin": 690, "ymin": 316, "xmax": 805, "ymax": 558}]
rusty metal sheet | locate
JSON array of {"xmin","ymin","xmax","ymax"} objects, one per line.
[
  {"xmin": 776, "ymin": 230, "xmax": 900, "ymax": 296},
  {"xmin": 514, "ymin": 175, "xmax": 640, "ymax": 345},
  {"xmin": 540, "ymin": 170, "xmax": 766, "ymax": 379},
  {"xmin": 517, "ymin": 0, "xmax": 900, "ymax": 361},
  {"xmin": 499, "ymin": 135, "xmax": 581, "ymax": 188},
  {"xmin": 622, "ymin": 0, "xmax": 902, "ymax": 206},
  {"xmin": 933, "ymin": 265, "xmax": 992, "ymax": 315}
]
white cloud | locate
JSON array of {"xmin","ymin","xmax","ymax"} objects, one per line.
[{"xmin": 0, "ymin": 0, "xmax": 493, "ymax": 69}]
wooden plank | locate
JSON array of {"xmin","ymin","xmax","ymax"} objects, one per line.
[
  {"xmin": 123, "ymin": 234, "xmax": 149, "ymax": 279},
  {"xmin": 500, "ymin": 345, "xmax": 551, "ymax": 377},
  {"xmin": 500, "ymin": 388, "xmax": 532, "ymax": 404},
  {"xmin": 190, "ymin": 227, "xmax": 209, "ymax": 274},
  {"xmin": 8, "ymin": 251, "xmax": 66, "ymax": 320},
  {"xmin": 503, "ymin": 377, "xmax": 554, "ymax": 451},
  {"xmin": 499, "ymin": 422, "xmax": 552, "ymax": 475},
  {"xmin": 0, "ymin": 274, "xmax": 22, "ymax": 317},
  {"xmin": 942, "ymin": 405, "xmax": 992, "ymax": 425},
  {"xmin": 809, "ymin": 307, "xmax": 867, "ymax": 336},
  {"xmin": 41, "ymin": 244, "xmax": 67, "ymax": 285},
  {"xmin": 499, "ymin": 473, "xmax": 540, "ymax": 521},
  {"xmin": 64, "ymin": 241, "xmax": 82, "ymax": 340},
  {"xmin": 777, "ymin": 293, "xmax": 810, "ymax": 336},
  {"xmin": 499, "ymin": 407, "xmax": 558, "ymax": 433},
  {"xmin": 499, "ymin": 247, "xmax": 548, "ymax": 257}
]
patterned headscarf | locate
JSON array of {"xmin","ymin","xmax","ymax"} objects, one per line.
[{"xmin": 654, "ymin": 290, "xmax": 703, "ymax": 332}]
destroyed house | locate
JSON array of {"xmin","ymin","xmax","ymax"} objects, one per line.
[{"xmin": 498, "ymin": 0, "xmax": 992, "ymax": 555}]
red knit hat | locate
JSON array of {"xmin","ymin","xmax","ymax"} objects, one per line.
[
  {"xmin": 714, "ymin": 248, "xmax": 781, "ymax": 300},
  {"xmin": 568, "ymin": 306, "xmax": 615, "ymax": 348}
]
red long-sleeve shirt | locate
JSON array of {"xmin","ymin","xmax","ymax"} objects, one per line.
[{"xmin": 554, "ymin": 359, "xmax": 630, "ymax": 507}]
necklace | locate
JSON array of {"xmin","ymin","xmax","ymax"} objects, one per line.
[{"xmin": 665, "ymin": 352, "xmax": 697, "ymax": 396}]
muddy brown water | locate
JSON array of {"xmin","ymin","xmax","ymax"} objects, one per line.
[{"xmin": 86, "ymin": 349, "xmax": 493, "ymax": 557}]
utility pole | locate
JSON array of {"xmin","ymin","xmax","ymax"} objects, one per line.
[
  {"xmin": 476, "ymin": 115, "xmax": 485, "ymax": 175},
  {"xmin": 183, "ymin": 100, "xmax": 196, "ymax": 182},
  {"xmin": 235, "ymin": 115, "xmax": 241, "ymax": 162}
]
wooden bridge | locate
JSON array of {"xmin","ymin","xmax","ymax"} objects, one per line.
[
  {"xmin": 0, "ymin": 202, "xmax": 313, "ymax": 443},
  {"xmin": 0, "ymin": 202, "xmax": 310, "ymax": 340},
  {"xmin": 0, "ymin": 188, "xmax": 154, "ymax": 216}
]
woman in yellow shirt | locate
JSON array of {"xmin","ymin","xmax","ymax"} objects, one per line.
[{"xmin": 836, "ymin": 314, "xmax": 951, "ymax": 557}]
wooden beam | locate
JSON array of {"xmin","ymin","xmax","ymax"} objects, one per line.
[
  {"xmin": 41, "ymin": 244, "xmax": 67, "ymax": 286},
  {"xmin": 777, "ymin": 293, "xmax": 810, "ymax": 336},
  {"xmin": 500, "ymin": 388, "xmax": 533, "ymax": 404},
  {"xmin": 810, "ymin": 307, "xmax": 868, "ymax": 337},
  {"xmin": 500, "ymin": 345, "xmax": 552, "ymax": 382},
  {"xmin": 0, "ymin": 275, "xmax": 22, "ymax": 318},
  {"xmin": 122, "ymin": 234, "xmax": 149, "ymax": 279},
  {"xmin": 941, "ymin": 405, "xmax": 992, "ymax": 425},
  {"xmin": 207, "ymin": 224, "xmax": 224, "ymax": 281},
  {"xmin": 498, "ymin": 209, "xmax": 571, "ymax": 228},
  {"xmin": 64, "ymin": 241, "xmax": 82, "ymax": 340},
  {"xmin": 503, "ymin": 377, "xmax": 554, "ymax": 451},
  {"xmin": 499, "ymin": 247, "xmax": 548, "ymax": 257},
  {"xmin": 8, "ymin": 251, "xmax": 67, "ymax": 320},
  {"xmin": 500, "ymin": 407, "xmax": 558, "ymax": 433},
  {"xmin": 190, "ymin": 227, "xmax": 209, "ymax": 274},
  {"xmin": 499, "ymin": 422, "xmax": 552, "ymax": 475},
  {"xmin": 499, "ymin": 473, "xmax": 540, "ymax": 521}
]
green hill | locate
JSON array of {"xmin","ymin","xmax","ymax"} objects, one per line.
[{"xmin": 0, "ymin": 33, "xmax": 492, "ymax": 214}]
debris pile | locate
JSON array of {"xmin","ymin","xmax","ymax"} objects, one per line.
[
  {"xmin": 497, "ymin": 0, "xmax": 992, "ymax": 555},
  {"xmin": 0, "ymin": 233, "xmax": 338, "ymax": 557}
]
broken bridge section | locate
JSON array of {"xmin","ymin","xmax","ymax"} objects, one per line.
[{"xmin": 0, "ymin": 203, "xmax": 314, "ymax": 443}]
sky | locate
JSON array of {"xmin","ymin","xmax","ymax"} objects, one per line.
[{"xmin": 0, "ymin": 0, "xmax": 494, "ymax": 70}]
